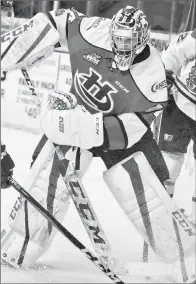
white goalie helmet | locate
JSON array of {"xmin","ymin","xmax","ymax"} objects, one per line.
[{"xmin": 110, "ymin": 5, "xmax": 151, "ymax": 71}]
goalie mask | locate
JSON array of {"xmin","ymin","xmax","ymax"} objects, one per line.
[{"xmin": 110, "ymin": 6, "xmax": 151, "ymax": 71}]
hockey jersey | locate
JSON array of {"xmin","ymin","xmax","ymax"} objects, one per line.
[
  {"xmin": 46, "ymin": 8, "xmax": 167, "ymax": 150},
  {"xmin": 162, "ymin": 30, "xmax": 196, "ymax": 121}
]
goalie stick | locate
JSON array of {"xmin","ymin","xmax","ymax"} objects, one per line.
[{"xmin": 6, "ymin": 176, "xmax": 124, "ymax": 284}]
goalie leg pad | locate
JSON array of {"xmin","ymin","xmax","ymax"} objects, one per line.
[
  {"xmin": 1, "ymin": 140, "xmax": 69, "ymax": 268},
  {"xmin": 103, "ymin": 151, "xmax": 195, "ymax": 265},
  {"xmin": 1, "ymin": 143, "xmax": 93, "ymax": 268},
  {"xmin": 2, "ymin": 140, "xmax": 69, "ymax": 267}
]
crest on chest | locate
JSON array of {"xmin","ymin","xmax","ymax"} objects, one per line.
[{"xmin": 74, "ymin": 67, "xmax": 118, "ymax": 113}]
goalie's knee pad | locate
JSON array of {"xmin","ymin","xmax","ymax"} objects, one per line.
[
  {"xmin": 162, "ymin": 151, "xmax": 185, "ymax": 196},
  {"xmin": 103, "ymin": 151, "xmax": 195, "ymax": 264}
]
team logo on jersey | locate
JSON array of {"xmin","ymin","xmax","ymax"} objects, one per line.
[
  {"xmin": 82, "ymin": 53, "xmax": 101, "ymax": 65},
  {"xmin": 186, "ymin": 63, "xmax": 196, "ymax": 95},
  {"xmin": 74, "ymin": 67, "xmax": 117, "ymax": 113},
  {"xmin": 151, "ymin": 80, "xmax": 167, "ymax": 92}
]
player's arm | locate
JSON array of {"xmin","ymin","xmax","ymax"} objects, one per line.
[
  {"xmin": 162, "ymin": 29, "xmax": 196, "ymax": 75},
  {"xmin": 1, "ymin": 144, "xmax": 15, "ymax": 189}
]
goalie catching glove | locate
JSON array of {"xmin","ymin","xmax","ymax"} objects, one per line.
[{"xmin": 40, "ymin": 91, "xmax": 104, "ymax": 150}]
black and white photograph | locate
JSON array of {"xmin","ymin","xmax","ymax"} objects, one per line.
[{"xmin": 1, "ymin": 0, "xmax": 196, "ymax": 283}]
